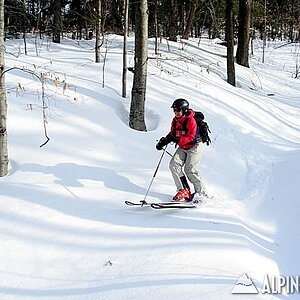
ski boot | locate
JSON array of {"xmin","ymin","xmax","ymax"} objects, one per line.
[{"xmin": 172, "ymin": 188, "xmax": 192, "ymax": 202}]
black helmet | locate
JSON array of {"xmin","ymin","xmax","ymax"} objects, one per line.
[{"xmin": 171, "ymin": 98, "xmax": 189, "ymax": 114}]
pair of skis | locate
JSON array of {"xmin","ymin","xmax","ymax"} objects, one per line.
[{"xmin": 125, "ymin": 200, "xmax": 199, "ymax": 209}]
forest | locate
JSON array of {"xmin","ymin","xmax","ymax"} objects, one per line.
[{"xmin": 3, "ymin": 0, "xmax": 300, "ymax": 43}]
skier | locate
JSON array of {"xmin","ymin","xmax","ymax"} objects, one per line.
[{"xmin": 156, "ymin": 98, "xmax": 207, "ymax": 202}]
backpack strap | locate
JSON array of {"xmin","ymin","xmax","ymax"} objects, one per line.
[
  {"xmin": 182, "ymin": 118, "xmax": 188, "ymax": 132},
  {"xmin": 182, "ymin": 117, "xmax": 200, "ymax": 145},
  {"xmin": 171, "ymin": 117, "xmax": 177, "ymax": 136}
]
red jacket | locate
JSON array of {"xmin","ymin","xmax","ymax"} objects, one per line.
[{"xmin": 170, "ymin": 109, "xmax": 197, "ymax": 150}]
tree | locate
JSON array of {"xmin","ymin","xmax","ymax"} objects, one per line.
[
  {"xmin": 129, "ymin": 0, "xmax": 148, "ymax": 131},
  {"xmin": 225, "ymin": 0, "xmax": 236, "ymax": 86},
  {"xmin": 95, "ymin": 0, "xmax": 102, "ymax": 63},
  {"xmin": 205, "ymin": 0, "xmax": 223, "ymax": 39},
  {"xmin": 182, "ymin": 0, "xmax": 198, "ymax": 40},
  {"xmin": 236, "ymin": 0, "xmax": 252, "ymax": 67},
  {"xmin": 168, "ymin": 0, "xmax": 177, "ymax": 41},
  {"xmin": 0, "ymin": 0, "xmax": 8, "ymax": 176},
  {"xmin": 52, "ymin": 0, "xmax": 62, "ymax": 43},
  {"xmin": 67, "ymin": 0, "xmax": 84, "ymax": 39},
  {"xmin": 122, "ymin": 0, "xmax": 129, "ymax": 97}
]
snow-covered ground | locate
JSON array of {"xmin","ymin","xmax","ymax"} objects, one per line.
[{"xmin": 1, "ymin": 35, "xmax": 300, "ymax": 299}]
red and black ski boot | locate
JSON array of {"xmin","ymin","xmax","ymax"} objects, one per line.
[{"xmin": 172, "ymin": 188, "xmax": 192, "ymax": 202}]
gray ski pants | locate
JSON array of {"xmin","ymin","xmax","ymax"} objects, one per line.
[{"xmin": 169, "ymin": 143, "xmax": 207, "ymax": 194}]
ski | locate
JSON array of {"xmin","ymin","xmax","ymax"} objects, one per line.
[
  {"xmin": 125, "ymin": 200, "xmax": 150, "ymax": 206},
  {"xmin": 150, "ymin": 202, "xmax": 196, "ymax": 209},
  {"xmin": 125, "ymin": 200, "xmax": 199, "ymax": 209},
  {"xmin": 125, "ymin": 200, "xmax": 183, "ymax": 207}
]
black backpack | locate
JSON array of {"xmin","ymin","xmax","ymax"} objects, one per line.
[{"xmin": 182, "ymin": 111, "xmax": 211, "ymax": 146}]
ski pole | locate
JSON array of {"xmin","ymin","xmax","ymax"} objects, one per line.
[
  {"xmin": 141, "ymin": 145, "xmax": 168, "ymax": 206},
  {"xmin": 165, "ymin": 149, "xmax": 173, "ymax": 157}
]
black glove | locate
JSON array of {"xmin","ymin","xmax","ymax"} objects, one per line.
[
  {"xmin": 156, "ymin": 137, "xmax": 169, "ymax": 150},
  {"xmin": 166, "ymin": 133, "xmax": 179, "ymax": 144},
  {"xmin": 156, "ymin": 134, "xmax": 179, "ymax": 150}
]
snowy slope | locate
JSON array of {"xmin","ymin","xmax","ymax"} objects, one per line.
[{"xmin": 0, "ymin": 35, "xmax": 300, "ymax": 299}]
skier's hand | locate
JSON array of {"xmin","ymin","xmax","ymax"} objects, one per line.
[
  {"xmin": 167, "ymin": 134, "xmax": 179, "ymax": 144},
  {"xmin": 156, "ymin": 137, "xmax": 168, "ymax": 150}
]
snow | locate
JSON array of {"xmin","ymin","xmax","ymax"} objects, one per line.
[{"xmin": 1, "ymin": 34, "xmax": 300, "ymax": 299}]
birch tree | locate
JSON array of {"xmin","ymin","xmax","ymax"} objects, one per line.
[
  {"xmin": 0, "ymin": 0, "xmax": 8, "ymax": 177},
  {"xmin": 95, "ymin": 0, "xmax": 102, "ymax": 63}
]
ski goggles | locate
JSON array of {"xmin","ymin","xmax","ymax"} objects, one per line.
[{"xmin": 173, "ymin": 107, "xmax": 182, "ymax": 113}]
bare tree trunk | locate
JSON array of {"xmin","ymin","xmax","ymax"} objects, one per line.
[
  {"xmin": 154, "ymin": 0, "xmax": 159, "ymax": 55},
  {"xmin": 52, "ymin": 0, "xmax": 62, "ymax": 43},
  {"xmin": 122, "ymin": 0, "xmax": 129, "ymax": 97},
  {"xmin": 226, "ymin": 0, "xmax": 236, "ymax": 86},
  {"xmin": 262, "ymin": 0, "xmax": 267, "ymax": 63},
  {"xmin": 207, "ymin": 0, "xmax": 220, "ymax": 39},
  {"xmin": 95, "ymin": 0, "xmax": 102, "ymax": 63},
  {"xmin": 0, "ymin": 0, "xmax": 8, "ymax": 176},
  {"xmin": 22, "ymin": 0, "xmax": 28, "ymax": 55},
  {"xmin": 169, "ymin": 0, "xmax": 177, "ymax": 42},
  {"xmin": 236, "ymin": 0, "xmax": 252, "ymax": 67},
  {"xmin": 290, "ymin": 0, "xmax": 295, "ymax": 42},
  {"xmin": 129, "ymin": 0, "xmax": 148, "ymax": 131},
  {"xmin": 182, "ymin": 1, "xmax": 197, "ymax": 40}
]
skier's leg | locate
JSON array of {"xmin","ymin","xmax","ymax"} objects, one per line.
[
  {"xmin": 169, "ymin": 148, "xmax": 187, "ymax": 191},
  {"xmin": 184, "ymin": 143, "xmax": 207, "ymax": 195}
]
